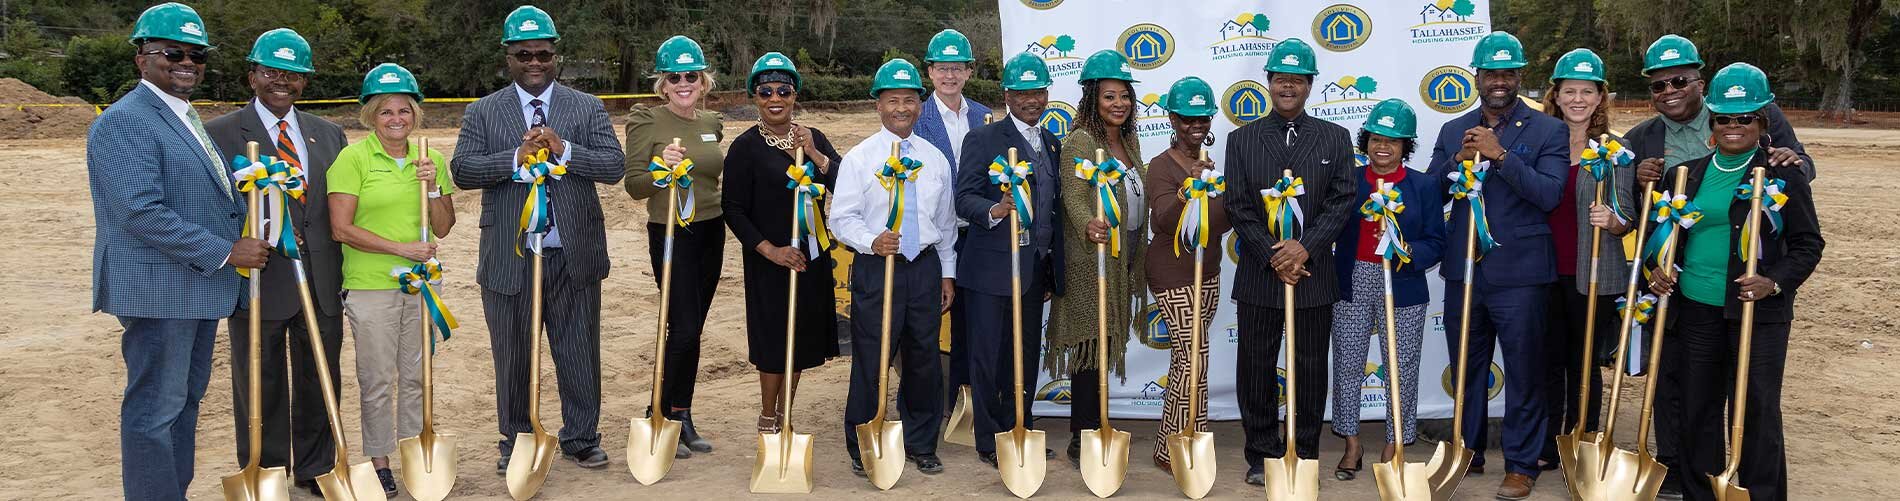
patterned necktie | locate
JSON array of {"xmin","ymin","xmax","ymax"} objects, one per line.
[
  {"xmin": 1024, "ymin": 125, "xmax": 1043, "ymax": 153},
  {"xmin": 898, "ymin": 140, "xmax": 922, "ymax": 260},
  {"xmin": 275, "ymin": 119, "xmax": 302, "ymax": 171},
  {"xmin": 185, "ymin": 106, "xmax": 233, "ymax": 199},
  {"xmin": 529, "ymin": 98, "xmax": 547, "ymax": 128}
]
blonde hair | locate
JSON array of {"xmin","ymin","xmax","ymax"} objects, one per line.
[
  {"xmin": 649, "ymin": 70, "xmax": 717, "ymax": 101},
  {"xmin": 358, "ymin": 94, "xmax": 422, "ymax": 129}
]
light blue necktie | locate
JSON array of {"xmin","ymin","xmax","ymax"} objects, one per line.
[{"xmin": 899, "ymin": 140, "xmax": 922, "ymax": 260}]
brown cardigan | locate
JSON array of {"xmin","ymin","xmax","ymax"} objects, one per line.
[{"xmin": 1145, "ymin": 147, "xmax": 1230, "ymax": 292}]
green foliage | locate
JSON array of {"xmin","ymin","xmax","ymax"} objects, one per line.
[
  {"xmin": 1353, "ymin": 76, "xmax": 1378, "ymax": 94},
  {"xmin": 879, "ymin": 47, "xmax": 918, "ymax": 69},
  {"xmin": 60, "ymin": 35, "xmax": 135, "ymax": 103},
  {"xmin": 1249, "ymin": 14, "xmax": 1270, "ymax": 32},
  {"xmin": 0, "ymin": 19, "xmax": 66, "ymax": 94}
]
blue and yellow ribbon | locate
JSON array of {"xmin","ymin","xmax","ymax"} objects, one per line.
[
  {"xmin": 1258, "ymin": 174, "xmax": 1306, "ymax": 240},
  {"xmin": 1579, "ymin": 138, "xmax": 1633, "ymax": 222},
  {"xmin": 1074, "ymin": 157, "xmax": 1126, "ymax": 257},
  {"xmin": 232, "ymin": 154, "xmax": 305, "ymax": 277},
  {"xmin": 1446, "ymin": 159, "xmax": 1499, "ymax": 257},
  {"xmin": 1617, "ymin": 293, "xmax": 1658, "ymax": 375},
  {"xmin": 1358, "ymin": 182, "xmax": 1411, "ymax": 266},
  {"xmin": 988, "ymin": 155, "xmax": 1036, "ymax": 228},
  {"xmin": 393, "ymin": 259, "xmax": 459, "ymax": 353},
  {"xmin": 512, "ymin": 148, "xmax": 566, "ymax": 257},
  {"xmin": 648, "ymin": 156, "xmax": 697, "ymax": 227},
  {"xmin": 1641, "ymin": 190, "xmax": 1703, "ymax": 264},
  {"xmin": 1734, "ymin": 177, "xmax": 1787, "ymax": 260},
  {"xmin": 878, "ymin": 153, "xmax": 924, "ymax": 233},
  {"xmin": 785, "ymin": 159, "xmax": 833, "ymax": 259},
  {"xmin": 1175, "ymin": 169, "xmax": 1227, "ymax": 257}
]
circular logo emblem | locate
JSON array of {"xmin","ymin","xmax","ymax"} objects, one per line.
[
  {"xmin": 1037, "ymin": 378, "xmax": 1073, "ymax": 405},
  {"xmin": 1140, "ymin": 302, "xmax": 1173, "ymax": 350},
  {"xmin": 1311, "ymin": 4, "xmax": 1373, "ymax": 52},
  {"xmin": 1440, "ymin": 362, "xmax": 1506, "ymax": 400},
  {"xmin": 1021, "ymin": 0, "xmax": 1063, "ymax": 9},
  {"xmin": 1038, "ymin": 101, "xmax": 1077, "ymax": 141},
  {"xmin": 1224, "ymin": 231, "xmax": 1241, "ymax": 264},
  {"xmin": 1221, "ymin": 80, "xmax": 1272, "ymax": 126},
  {"xmin": 1116, "ymin": 23, "xmax": 1176, "ymax": 70},
  {"xmin": 1419, "ymin": 65, "xmax": 1477, "ymax": 113},
  {"xmin": 1275, "ymin": 368, "xmax": 1289, "ymax": 407}
]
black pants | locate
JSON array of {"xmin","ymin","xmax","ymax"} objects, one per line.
[
  {"xmin": 1539, "ymin": 276, "xmax": 1619, "ymax": 464},
  {"xmin": 1654, "ymin": 303, "xmax": 1689, "ymax": 486},
  {"xmin": 842, "ymin": 249, "xmax": 944, "ymax": 458},
  {"xmin": 646, "ymin": 218, "xmax": 726, "ymax": 411},
  {"xmin": 484, "ymin": 247, "xmax": 604, "ymax": 453},
  {"xmin": 1676, "ymin": 300, "xmax": 1789, "ymax": 501},
  {"xmin": 963, "ymin": 286, "xmax": 1046, "ymax": 453},
  {"xmin": 226, "ymin": 308, "xmax": 342, "ymax": 481},
  {"xmin": 1236, "ymin": 303, "xmax": 1331, "ymax": 465}
]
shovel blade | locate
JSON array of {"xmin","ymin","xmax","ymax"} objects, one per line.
[
  {"xmin": 1555, "ymin": 431, "xmax": 1599, "ymax": 498},
  {"xmin": 397, "ymin": 432, "xmax": 459, "ymax": 501},
  {"xmin": 317, "ymin": 460, "xmax": 388, "ymax": 501},
  {"xmin": 506, "ymin": 431, "xmax": 559, "ymax": 500},
  {"xmin": 1166, "ymin": 432, "xmax": 1217, "ymax": 499},
  {"xmin": 626, "ymin": 416, "xmax": 682, "ymax": 485},
  {"xmin": 1710, "ymin": 471, "xmax": 1751, "ymax": 501},
  {"xmin": 220, "ymin": 465, "xmax": 291, "ymax": 501},
  {"xmin": 943, "ymin": 386, "xmax": 977, "ymax": 446},
  {"xmin": 1078, "ymin": 428, "xmax": 1130, "ymax": 498},
  {"xmin": 1599, "ymin": 449, "xmax": 1667, "ymax": 501},
  {"xmin": 1568, "ymin": 436, "xmax": 1614, "ymax": 501},
  {"xmin": 1260, "ymin": 455, "xmax": 1321, "ymax": 501},
  {"xmin": 994, "ymin": 429, "xmax": 1046, "ymax": 499},
  {"xmin": 749, "ymin": 431, "xmax": 815, "ymax": 493},
  {"xmin": 854, "ymin": 419, "xmax": 907, "ymax": 490},
  {"xmin": 1372, "ymin": 461, "xmax": 1435, "ymax": 501},
  {"xmin": 1421, "ymin": 439, "xmax": 1475, "ymax": 500}
]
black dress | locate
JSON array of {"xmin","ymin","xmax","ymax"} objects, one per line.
[{"xmin": 722, "ymin": 125, "xmax": 844, "ymax": 373}]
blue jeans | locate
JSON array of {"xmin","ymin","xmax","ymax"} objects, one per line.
[{"xmin": 119, "ymin": 316, "xmax": 217, "ymax": 501}]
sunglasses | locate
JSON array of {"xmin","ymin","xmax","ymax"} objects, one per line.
[
  {"xmin": 142, "ymin": 47, "xmax": 209, "ymax": 64},
  {"xmin": 512, "ymin": 50, "xmax": 556, "ymax": 63},
  {"xmin": 1648, "ymin": 75, "xmax": 1699, "ymax": 94},
  {"xmin": 665, "ymin": 72, "xmax": 701, "ymax": 85},
  {"xmin": 754, "ymin": 85, "xmax": 795, "ymax": 98},
  {"xmin": 1712, "ymin": 114, "xmax": 1759, "ymax": 126}
]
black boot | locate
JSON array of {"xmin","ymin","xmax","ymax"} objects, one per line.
[{"xmin": 673, "ymin": 409, "xmax": 713, "ymax": 453}]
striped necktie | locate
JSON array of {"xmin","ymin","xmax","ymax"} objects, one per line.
[{"xmin": 275, "ymin": 119, "xmax": 302, "ymax": 171}]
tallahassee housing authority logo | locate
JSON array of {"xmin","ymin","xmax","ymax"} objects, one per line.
[
  {"xmin": 1309, "ymin": 74, "xmax": 1381, "ymax": 122},
  {"xmin": 1140, "ymin": 302, "xmax": 1173, "ymax": 350},
  {"xmin": 1021, "ymin": 0, "xmax": 1063, "ymax": 9},
  {"xmin": 1117, "ymin": 23, "xmax": 1176, "ymax": 70},
  {"xmin": 1221, "ymin": 80, "xmax": 1271, "ymax": 126},
  {"xmin": 1411, "ymin": 0, "xmax": 1488, "ymax": 44},
  {"xmin": 1024, "ymin": 35, "xmax": 1085, "ymax": 79},
  {"xmin": 1039, "ymin": 101, "xmax": 1077, "ymax": 141},
  {"xmin": 1209, "ymin": 12, "xmax": 1278, "ymax": 60},
  {"xmin": 1311, "ymin": 4, "xmax": 1372, "ymax": 52},
  {"xmin": 1135, "ymin": 93, "xmax": 1172, "ymax": 139},
  {"xmin": 1442, "ymin": 362, "xmax": 1507, "ymax": 401},
  {"xmin": 1419, "ymin": 65, "xmax": 1477, "ymax": 113},
  {"xmin": 1037, "ymin": 378, "xmax": 1073, "ymax": 405}
]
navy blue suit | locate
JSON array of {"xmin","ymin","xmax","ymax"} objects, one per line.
[
  {"xmin": 1425, "ymin": 99, "xmax": 1568, "ymax": 477},
  {"xmin": 1332, "ymin": 168, "xmax": 1447, "ymax": 308}
]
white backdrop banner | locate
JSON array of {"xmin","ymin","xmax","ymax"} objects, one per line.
[{"xmin": 1000, "ymin": 0, "xmax": 1511, "ymax": 422}]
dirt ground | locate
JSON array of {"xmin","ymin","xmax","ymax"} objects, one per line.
[{"xmin": 2, "ymin": 109, "xmax": 1894, "ymax": 500}]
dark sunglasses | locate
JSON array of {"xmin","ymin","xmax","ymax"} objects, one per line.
[
  {"xmin": 1712, "ymin": 114, "xmax": 1759, "ymax": 126},
  {"xmin": 754, "ymin": 85, "xmax": 795, "ymax": 98},
  {"xmin": 512, "ymin": 50, "xmax": 556, "ymax": 63},
  {"xmin": 1648, "ymin": 75, "xmax": 1699, "ymax": 94},
  {"xmin": 142, "ymin": 47, "xmax": 209, "ymax": 64},
  {"xmin": 665, "ymin": 72, "xmax": 701, "ymax": 85}
]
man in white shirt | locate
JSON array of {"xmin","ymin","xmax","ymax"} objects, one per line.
[{"xmin": 831, "ymin": 58, "xmax": 957, "ymax": 477}]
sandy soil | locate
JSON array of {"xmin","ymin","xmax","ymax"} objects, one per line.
[{"xmin": 2, "ymin": 113, "xmax": 1893, "ymax": 500}]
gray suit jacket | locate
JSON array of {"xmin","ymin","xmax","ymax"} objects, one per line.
[
  {"xmin": 205, "ymin": 102, "xmax": 349, "ymax": 319},
  {"xmin": 452, "ymin": 83, "xmax": 626, "ymax": 295}
]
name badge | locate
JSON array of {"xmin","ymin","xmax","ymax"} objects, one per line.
[{"xmin": 700, "ymin": 133, "xmax": 718, "ymax": 143}]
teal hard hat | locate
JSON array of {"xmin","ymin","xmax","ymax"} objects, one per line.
[
  {"xmin": 1704, "ymin": 62, "xmax": 1774, "ymax": 115},
  {"xmin": 1362, "ymin": 98, "xmax": 1418, "ymax": 139},
  {"xmin": 1263, "ymin": 38, "xmax": 1317, "ymax": 75},
  {"xmin": 869, "ymin": 58, "xmax": 925, "ymax": 98},
  {"xmin": 1642, "ymin": 35, "xmax": 1703, "ymax": 75},
  {"xmin": 246, "ymin": 28, "xmax": 313, "ymax": 74},
  {"xmin": 1549, "ymin": 48, "xmax": 1604, "ymax": 83},
  {"xmin": 359, "ymin": 63, "xmax": 424, "ymax": 104},
  {"xmin": 656, "ymin": 35, "xmax": 709, "ymax": 73},
  {"xmin": 501, "ymin": 5, "xmax": 559, "ymax": 44},
  {"xmin": 746, "ymin": 52, "xmax": 801, "ymax": 95},
  {"xmin": 128, "ymin": 2, "xmax": 213, "ymax": 48},
  {"xmin": 1162, "ymin": 76, "xmax": 1217, "ymax": 117},
  {"xmin": 1080, "ymin": 49, "xmax": 1137, "ymax": 83},
  {"xmin": 925, "ymin": 29, "xmax": 975, "ymax": 63},
  {"xmin": 1001, "ymin": 52, "xmax": 1052, "ymax": 91},
  {"xmin": 1471, "ymin": 31, "xmax": 1528, "ymax": 70}
]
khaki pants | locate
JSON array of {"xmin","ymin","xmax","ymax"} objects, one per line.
[{"xmin": 343, "ymin": 289, "xmax": 423, "ymax": 458}]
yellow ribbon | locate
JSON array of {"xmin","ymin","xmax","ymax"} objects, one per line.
[
  {"xmin": 512, "ymin": 148, "xmax": 566, "ymax": 256},
  {"xmin": 1175, "ymin": 169, "xmax": 1227, "ymax": 257},
  {"xmin": 649, "ymin": 156, "xmax": 697, "ymax": 227}
]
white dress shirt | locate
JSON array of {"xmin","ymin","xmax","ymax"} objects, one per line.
[
  {"xmin": 828, "ymin": 127, "xmax": 959, "ymax": 278},
  {"xmin": 141, "ymin": 80, "xmax": 223, "ymax": 171},
  {"xmin": 935, "ymin": 93, "xmax": 971, "ymax": 161},
  {"xmin": 513, "ymin": 83, "xmax": 568, "ymax": 247},
  {"xmin": 252, "ymin": 100, "xmax": 308, "ymax": 168}
]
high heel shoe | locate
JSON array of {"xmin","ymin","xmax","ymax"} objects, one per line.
[{"xmin": 1334, "ymin": 454, "xmax": 1363, "ymax": 481}]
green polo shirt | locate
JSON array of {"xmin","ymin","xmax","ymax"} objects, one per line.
[
  {"xmin": 328, "ymin": 138, "xmax": 454, "ymax": 290},
  {"xmin": 1662, "ymin": 106, "xmax": 1714, "ymax": 168}
]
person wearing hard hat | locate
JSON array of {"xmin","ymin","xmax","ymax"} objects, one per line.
[
  {"xmin": 1641, "ymin": 63, "xmax": 1822, "ymax": 501},
  {"xmin": 325, "ymin": 63, "xmax": 456, "ymax": 498},
  {"xmin": 913, "ymin": 28, "xmax": 992, "ymax": 421},
  {"xmin": 623, "ymin": 34, "xmax": 726, "ymax": 458},
  {"xmin": 718, "ymin": 52, "xmax": 843, "ymax": 438},
  {"xmin": 1141, "ymin": 76, "xmax": 1227, "ymax": 471},
  {"xmin": 951, "ymin": 51, "xmax": 1064, "ymax": 469},
  {"xmin": 1220, "ymin": 37, "xmax": 1357, "ymax": 486},
  {"xmin": 830, "ymin": 58, "xmax": 957, "ymax": 476},
  {"xmin": 201, "ymin": 27, "xmax": 352, "ymax": 498},
  {"xmin": 1324, "ymin": 99, "xmax": 1447, "ymax": 481},
  {"xmin": 1423, "ymin": 31, "xmax": 1569, "ymax": 499},
  {"xmin": 451, "ymin": 5, "xmax": 627, "ymax": 474},
  {"xmin": 89, "ymin": 4, "xmax": 265, "ymax": 499}
]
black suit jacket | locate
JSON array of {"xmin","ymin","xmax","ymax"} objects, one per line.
[
  {"xmin": 1222, "ymin": 112, "xmax": 1357, "ymax": 308},
  {"xmin": 953, "ymin": 119, "xmax": 1066, "ymax": 298},
  {"xmin": 1625, "ymin": 102, "xmax": 1814, "ymax": 180},
  {"xmin": 205, "ymin": 103, "xmax": 349, "ymax": 319}
]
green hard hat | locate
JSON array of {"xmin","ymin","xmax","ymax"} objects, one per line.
[
  {"xmin": 1263, "ymin": 38, "xmax": 1317, "ymax": 75},
  {"xmin": 1080, "ymin": 49, "xmax": 1137, "ymax": 83},
  {"xmin": 746, "ymin": 52, "xmax": 801, "ymax": 95},
  {"xmin": 1362, "ymin": 98, "xmax": 1418, "ymax": 139},
  {"xmin": 128, "ymin": 2, "xmax": 213, "ymax": 48},
  {"xmin": 925, "ymin": 29, "xmax": 974, "ymax": 63},
  {"xmin": 869, "ymin": 58, "xmax": 925, "ymax": 98},
  {"xmin": 1549, "ymin": 48, "xmax": 1604, "ymax": 83},
  {"xmin": 246, "ymin": 28, "xmax": 313, "ymax": 74},
  {"xmin": 1642, "ymin": 34, "xmax": 1703, "ymax": 75},
  {"xmin": 1704, "ymin": 63, "xmax": 1774, "ymax": 115},
  {"xmin": 1001, "ymin": 52, "xmax": 1052, "ymax": 91},
  {"xmin": 1472, "ymin": 31, "xmax": 1528, "ymax": 70},
  {"xmin": 500, "ymin": 5, "xmax": 559, "ymax": 44},
  {"xmin": 1162, "ymin": 76, "xmax": 1217, "ymax": 117},
  {"xmin": 656, "ymin": 35, "xmax": 709, "ymax": 73},
  {"xmin": 359, "ymin": 63, "xmax": 424, "ymax": 104}
]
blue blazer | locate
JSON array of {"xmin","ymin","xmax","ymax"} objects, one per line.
[
  {"xmin": 1333, "ymin": 168, "xmax": 1446, "ymax": 307},
  {"xmin": 915, "ymin": 93, "xmax": 992, "ymax": 169},
  {"xmin": 1426, "ymin": 101, "xmax": 1569, "ymax": 288},
  {"xmin": 88, "ymin": 83, "xmax": 245, "ymax": 320},
  {"xmin": 953, "ymin": 119, "xmax": 1065, "ymax": 298}
]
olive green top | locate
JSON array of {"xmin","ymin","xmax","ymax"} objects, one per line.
[
  {"xmin": 1045, "ymin": 128, "xmax": 1147, "ymax": 378},
  {"xmin": 623, "ymin": 104, "xmax": 726, "ymax": 224}
]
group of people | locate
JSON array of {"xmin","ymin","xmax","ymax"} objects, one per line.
[{"xmin": 90, "ymin": 2, "xmax": 1821, "ymax": 501}]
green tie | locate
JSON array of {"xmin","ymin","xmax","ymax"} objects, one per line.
[{"xmin": 185, "ymin": 106, "xmax": 233, "ymax": 199}]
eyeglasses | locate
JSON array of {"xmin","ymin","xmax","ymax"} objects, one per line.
[
  {"xmin": 141, "ymin": 47, "xmax": 209, "ymax": 64},
  {"xmin": 665, "ymin": 72, "xmax": 701, "ymax": 85},
  {"xmin": 1648, "ymin": 75, "xmax": 1699, "ymax": 94},
  {"xmin": 1712, "ymin": 114, "xmax": 1758, "ymax": 126},
  {"xmin": 512, "ymin": 50, "xmax": 556, "ymax": 63},
  {"xmin": 754, "ymin": 85, "xmax": 795, "ymax": 98},
  {"xmin": 253, "ymin": 67, "xmax": 306, "ymax": 82}
]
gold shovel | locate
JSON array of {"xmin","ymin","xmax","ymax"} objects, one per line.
[
  {"xmin": 1557, "ymin": 156, "xmax": 1614, "ymax": 495},
  {"xmin": 504, "ymin": 231, "xmax": 558, "ymax": 500},
  {"xmin": 1078, "ymin": 148, "xmax": 1130, "ymax": 498},
  {"xmin": 629, "ymin": 138, "xmax": 688, "ymax": 485},
  {"xmin": 1421, "ymin": 155, "xmax": 1481, "ymax": 501},
  {"xmin": 1603, "ymin": 167, "xmax": 1693, "ymax": 501},
  {"xmin": 995, "ymin": 147, "xmax": 1047, "ymax": 499},
  {"xmin": 1367, "ymin": 181, "xmax": 1431, "ymax": 501},
  {"xmin": 221, "ymin": 141, "xmax": 293, "ymax": 501},
  {"xmin": 1710, "ymin": 168, "xmax": 1769, "ymax": 501},
  {"xmin": 750, "ymin": 149, "xmax": 816, "ymax": 494},
  {"xmin": 1167, "ymin": 149, "xmax": 1218, "ymax": 499},
  {"xmin": 855, "ymin": 141, "xmax": 908, "ymax": 490},
  {"xmin": 945, "ymin": 115, "xmax": 1001, "ymax": 449},
  {"xmin": 1261, "ymin": 169, "xmax": 1319, "ymax": 501},
  {"xmin": 1578, "ymin": 179, "xmax": 1662, "ymax": 501},
  {"xmin": 398, "ymin": 138, "xmax": 457, "ymax": 501}
]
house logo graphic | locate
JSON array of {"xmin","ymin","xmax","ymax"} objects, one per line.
[
  {"xmin": 1442, "ymin": 362, "xmax": 1507, "ymax": 401},
  {"xmin": 1117, "ymin": 23, "xmax": 1176, "ymax": 70},
  {"xmin": 1410, "ymin": 0, "xmax": 1488, "ymax": 44},
  {"xmin": 1025, "ymin": 35, "xmax": 1085, "ymax": 78},
  {"xmin": 273, "ymin": 47, "xmax": 297, "ymax": 61},
  {"xmin": 1038, "ymin": 101, "xmax": 1077, "ymax": 141},
  {"xmin": 1310, "ymin": 74, "xmax": 1381, "ymax": 122},
  {"xmin": 1139, "ymin": 376, "xmax": 1168, "ymax": 400},
  {"xmin": 1311, "ymin": 4, "xmax": 1372, "ymax": 52},
  {"xmin": 1419, "ymin": 65, "xmax": 1477, "ymax": 113},
  {"xmin": 1140, "ymin": 302, "xmax": 1173, "ymax": 350},
  {"xmin": 1210, "ymin": 12, "xmax": 1278, "ymax": 61},
  {"xmin": 1221, "ymin": 80, "xmax": 1271, "ymax": 126},
  {"xmin": 1135, "ymin": 93, "xmax": 1173, "ymax": 139}
]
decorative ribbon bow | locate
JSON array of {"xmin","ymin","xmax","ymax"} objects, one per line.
[
  {"xmin": 785, "ymin": 159, "xmax": 833, "ymax": 259},
  {"xmin": 1358, "ymin": 183, "xmax": 1411, "ymax": 266},
  {"xmin": 1258, "ymin": 174, "xmax": 1306, "ymax": 240},
  {"xmin": 988, "ymin": 155, "xmax": 1036, "ymax": 228},
  {"xmin": 512, "ymin": 148, "xmax": 566, "ymax": 256},
  {"xmin": 393, "ymin": 259, "xmax": 459, "ymax": 353},
  {"xmin": 648, "ymin": 155, "xmax": 697, "ymax": 227},
  {"xmin": 1641, "ymin": 190, "xmax": 1703, "ymax": 264},
  {"xmin": 877, "ymin": 154, "xmax": 924, "ymax": 234},
  {"xmin": 1579, "ymin": 138, "xmax": 1633, "ymax": 222},
  {"xmin": 1446, "ymin": 159, "xmax": 1499, "ymax": 257},
  {"xmin": 1175, "ymin": 169, "xmax": 1226, "ymax": 257},
  {"xmin": 1073, "ymin": 157, "xmax": 1125, "ymax": 256},
  {"xmin": 232, "ymin": 154, "xmax": 305, "ymax": 277},
  {"xmin": 1734, "ymin": 177, "xmax": 1787, "ymax": 260},
  {"xmin": 1616, "ymin": 293, "xmax": 1658, "ymax": 376}
]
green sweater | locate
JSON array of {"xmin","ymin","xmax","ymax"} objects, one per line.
[{"xmin": 623, "ymin": 104, "xmax": 726, "ymax": 224}]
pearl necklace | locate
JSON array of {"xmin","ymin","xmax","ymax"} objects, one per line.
[{"xmin": 1713, "ymin": 152, "xmax": 1754, "ymax": 173}]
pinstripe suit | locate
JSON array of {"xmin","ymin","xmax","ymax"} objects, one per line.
[{"xmin": 452, "ymin": 82, "xmax": 626, "ymax": 454}]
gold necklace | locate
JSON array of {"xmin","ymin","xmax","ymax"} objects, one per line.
[{"xmin": 759, "ymin": 121, "xmax": 796, "ymax": 151}]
